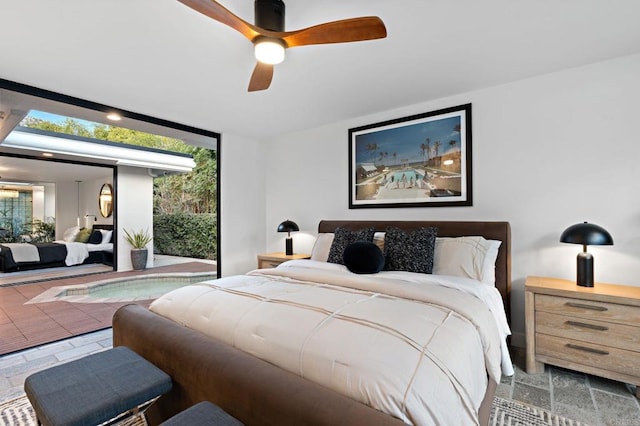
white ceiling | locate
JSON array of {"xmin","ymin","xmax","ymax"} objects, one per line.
[
  {"xmin": 1, "ymin": 0, "xmax": 639, "ymax": 140},
  {"xmin": 0, "ymin": 156, "xmax": 111, "ymax": 186}
]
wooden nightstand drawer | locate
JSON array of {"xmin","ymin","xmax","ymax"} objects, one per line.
[
  {"xmin": 525, "ymin": 276, "xmax": 640, "ymax": 398},
  {"xmin": 259, "ymin": 260, "xmax": 283, "ymax": 269},
  {"xmin": 536, "ymin": 311, "xmax": 640, "ymax": 352},
  {"xmin": 535, "ymin": 293, "xmax": 640, "ymax": 326},
  {"xmin": 537, "ymin": 334, "xmax": 640, "ymax": 378}
]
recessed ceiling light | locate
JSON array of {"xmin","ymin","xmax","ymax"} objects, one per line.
[
  {"xmin": 106, "ymin": 113, "xmax": 122, "ymax": 121},
  {"xmin": 42, "ymin": 152, "xmax": 54, "ymax": 157}
]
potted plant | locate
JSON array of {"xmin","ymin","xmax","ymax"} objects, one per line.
[{"xmin": 124, "ymin": 228, "xmax": 153, "ymax": 270}]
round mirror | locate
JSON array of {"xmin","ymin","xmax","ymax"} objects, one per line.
[{"xmin": 99, "ymin": 183, "xmax": 113, "ymax": 218}]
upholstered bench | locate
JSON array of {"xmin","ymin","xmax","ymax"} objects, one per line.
[
  {"xmin": 160, "ymin": 401, "xmax": 244, "ymax": 425},
  {"xmin": 24, "ymin": 346, "xmax": 172, "ymax": 426}
]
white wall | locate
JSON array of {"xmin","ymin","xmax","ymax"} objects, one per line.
[
  {"xmin": 220, "ymin": 133, "xmax": 267, "ymax": 276},
  {"xmin": 54, "ymin": 178, "xmax": 112, "ymax": 239},
  {"xmin": 80, "ymin": 177, "xmax": 114, "ymax": 228},
  {"xmin": 43, "ymin": 183, "xmax": 55, "ymax": 222},
  {"xmin": 55, "ymin": 181, "xmax": 80, "ymax": 238},
  {"xmin": 263, "ymin": 53, "xmax": 640, "ymax": 347},
  {"xmin": 116, "ymin": 166, "xmax": 153, "ymax": 270},
  {"xmin": 31, "ymin": 186, "xmax": 45, "ymax": 223}
]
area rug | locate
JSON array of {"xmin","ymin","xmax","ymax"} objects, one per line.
[
  {"xmin": 490, "ymin": 396, "xmax": 591, "ymax": 426},
  {"xmin": 0, "ymin": 395, "xmax": 147, "ymax": 426},
  {"xmin": 1, "ymin": 394, "xmax": 590, "ymax": 426}
]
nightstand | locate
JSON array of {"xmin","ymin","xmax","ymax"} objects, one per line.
[
  {"xmin": 525, "ymin": 276, "xmax": 640, "ymax": 398},
  {"xmin": 257, "ymin": 252, "xmax": 310, "ymax": 269}
]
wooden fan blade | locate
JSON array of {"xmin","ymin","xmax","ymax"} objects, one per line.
[
  {"xmin": 248, "ymin": 62, "xmax": 274, "ymax": 92},
  {"xmin": 281, "ymin": 16, "xmax": 386, "ymax": 48},
  {"xmin": 178, "ymin": 0, "xmax": 262, "ymax": 41}
]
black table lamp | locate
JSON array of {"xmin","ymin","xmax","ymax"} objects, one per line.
[
  {"xmin": 560, "ymin": 221, "xmax": 613, "ymax": 287},
  {"xmin": 277, "ymin": 219, "xmax": 299, "ymax": 255}
]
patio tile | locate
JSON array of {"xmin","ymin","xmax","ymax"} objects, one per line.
[
  {"xmin": 0, "ymin": 337, "xmax": 28, "ymax": 355},
  {"xmin": 0, "ymin": 261, "xmax": 214, "ymax": 355},
  {"xmin": 16, "ymin": 319, "xmax": 60, "ymax": 331},
  {"xmin": 64, "ymin": 321, "xmax": 105, "ymax": 335},
  {"xmin": 15, "ymin": 284, "xmax": 49, "ymax": 298},
  {"xmin": 0, "ymin": 323, "xmax": 23, "ymax": 338}
]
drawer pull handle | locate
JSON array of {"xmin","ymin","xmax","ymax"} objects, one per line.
[
  {"xmin": 565, "ymin": 321, "xmax": 608, "ymax": 331},
  {"xmin": 565, "ymin": 302, "xmax": 608, "ymax": 312},
  {"xmin": 566, "ymin": 344, "xmax": 609, "ymax": 355}
]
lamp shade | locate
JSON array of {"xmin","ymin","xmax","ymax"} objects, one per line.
[
  {"xmin": 277, "ymin": 220, "xmax": 299, "ymax": 234},
  {"xmin": 560, "ymin": 222, "xmax": 613, "ymax": 246},
  {"xmin": 560, "ymin": 221, "xmax": 613, "ymax": 287}
]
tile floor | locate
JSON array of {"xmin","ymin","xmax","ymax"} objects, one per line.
[
  {"xmin": 0, "ymin": 328, "xmax": 113, "ymax": 403},
  {"xmin": 2, "ymin": 334, "xmax": 639, "ymax": 425},
  {"xmin": 497, "ymin": 347, "xmax": 640, "ymax": 426}
]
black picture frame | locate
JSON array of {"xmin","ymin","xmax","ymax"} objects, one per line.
[{"xmin": 349, "ymin": 103, "xmax": 472, "ymax": 209}]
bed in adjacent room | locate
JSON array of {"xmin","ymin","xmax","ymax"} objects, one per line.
[
  {"xmin": 0, "ymin": 224, "xmax": 114, "ymax": 273},
  {"xmin": 113, "ymin": 220, "xmax": 512, "ymax": 425}
]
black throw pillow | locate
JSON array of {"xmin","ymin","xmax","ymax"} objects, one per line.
[
  {"xmin": 343, "ymin": 241, "xmax": 385, "ymax": 274},
  {"xmin": 327, "ymin": 227, "xmax": 376, "ymax": 265},
  {"xmin": 384, "ymin": 226, "xmax": 438, "ymax": 273},
  {"xmin": 87, "ymin": 229, "xmax": 103, "ymax": 244}
]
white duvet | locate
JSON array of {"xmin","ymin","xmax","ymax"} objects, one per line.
[
  {"xmin": 52, "ymin": 241, "xmax": 112, "ymax": 265},
  {"xmin": 61, "ymin": 241, "xmax": 89, "ymax": 265},
  {"xmin": 150, "ymin": 260, "xmax": 513, "ymax": 425}
]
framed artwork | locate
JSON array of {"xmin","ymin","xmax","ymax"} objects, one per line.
[{"xmin": 348, "ymin": 103, "xmax": 472, "ymax": 209}]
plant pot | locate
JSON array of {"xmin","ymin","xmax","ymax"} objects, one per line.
[{"xmin": 130, "ymin": 248, "xmax": 148, "ymax": 270}]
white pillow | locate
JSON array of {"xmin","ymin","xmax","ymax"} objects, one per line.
[
  {"xmin": 432, "ymin": 236, "xmax": 501, "ymax": 285},
  {"xmin": 373, "ymin": 232, "xmax": 385, "ymax": 252},
  {"xmin": 63, "ymin": 226, "xmax": 81, "ymax": 242},
  {"xmin": 310, "ymin": 233, "xmax": 334, "ymax": 262},
  {"xmin": 481, "ymin": 239, "xmax": 501, "ymax": 285},
  {"xmin": 99, "ymin": 229, "xmax": 113, "ymax": 244}
]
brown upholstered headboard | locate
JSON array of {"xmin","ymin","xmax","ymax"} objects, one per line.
[
  {"xmin": 93, "ymin": 224, "xmax": 113, "ymax": 231},
  {"xmin": 318, "ymin": 220, "xmax": 512, "ymax": 322}
]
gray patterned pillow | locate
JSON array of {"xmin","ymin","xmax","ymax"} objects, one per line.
[
  {"xmin": 384, "ymin": 226, "xmax": 438, "ymax": 273},
  {"xmin": 327, "ymin": 227, "xmax": 376, "ymax": 264}
]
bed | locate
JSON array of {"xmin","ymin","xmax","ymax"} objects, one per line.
[
  {"xmin": 0, "ymin": 224, "xmax": 114, "ymax": 272},
  {"xmin": 113, "ymin": 220, "xmax": 512, "ymax": 425}
]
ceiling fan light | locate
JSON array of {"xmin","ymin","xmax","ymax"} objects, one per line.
[{"xmin": 254, "ymin": 39, "xmax": 285, "ymax": 64}]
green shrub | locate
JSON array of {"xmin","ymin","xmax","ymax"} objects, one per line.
[{"xmin": 153, "ymin": 212, "xmax": 217, "ymax": 259}]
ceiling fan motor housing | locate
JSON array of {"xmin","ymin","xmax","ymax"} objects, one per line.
[{"xmin": 255, "ymin": 0, "xmax": 285, "ymax": 31}]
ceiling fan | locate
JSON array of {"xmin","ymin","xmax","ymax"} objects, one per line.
[{"xmin": 178, "ymin": 0, "xmax": 387, "ymax": 91}]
